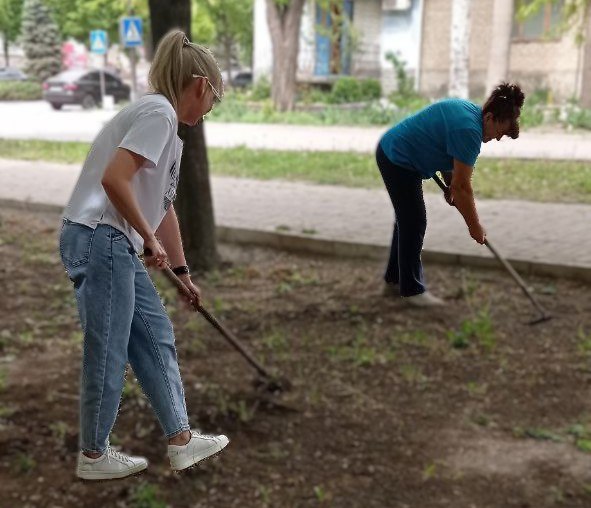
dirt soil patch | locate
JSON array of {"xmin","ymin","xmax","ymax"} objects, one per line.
[{"xmin": 0, "ymin": 207, "xmax": 590, "ymax": 508}]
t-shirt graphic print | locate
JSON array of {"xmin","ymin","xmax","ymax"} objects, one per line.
[
  {"xmin": 63, "ymin": 93, "xmax": 184, "ymax": 252},
  {"xmin": 164, "ymin": 160, "xmax": 179, "ymax": 212}
]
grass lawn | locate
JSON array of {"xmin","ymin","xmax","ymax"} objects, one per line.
[{"xmin": 1, "ymin": 138, "xmax": 590, "ymax": 203}]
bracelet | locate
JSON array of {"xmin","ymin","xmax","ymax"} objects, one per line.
[{"xmin": 172, "ymin": 265, "xmax": 190, "ymax": 276}]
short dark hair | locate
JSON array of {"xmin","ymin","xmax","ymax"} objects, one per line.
[{"xmin": 483, "ymin": 82, "xmax": 525, "ymax": 139}]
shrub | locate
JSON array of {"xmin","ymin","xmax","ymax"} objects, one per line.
[
  {"xmin": 0, "ymin": 81, "xmax": 43, "ymax": 101},
  {"xmin": 565, "ymin": 104, "xmax": 591, "ymax": 130},
  {"xmin": 385, "ymin": 51, "xmax": 414, "ymax": 97},
  {"xmin": 518, "ymin": 103, "xmax": 545, "ymax": 129},
  {"xmin": 330, "ymin": 76, "xmax": 362, "ymax": 103},
  {"xmin": 389, "ymin": 92, "xmax": 430, "ymax": 112},
  {"xmin": 251, "ymin": 76, "xmax": 271, "ymax": 101},
  {"xmin": 527, "ymin": 88, "xmax": 551, "ymax": 107},
  {"xmin": 298, "ymin": 85, "xmax": 332, "ymax": 104},
  {"xmin": 363, "ymin": 78, "xmax": 382, "ymax": 100},
  {"xmin": 330, "ymin": 77, "xmax": 381, "ymax": 104}
]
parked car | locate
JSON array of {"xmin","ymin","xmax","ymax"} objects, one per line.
[
  {"xmin": 42, "ymin": 69, "xmax": 130, "ymax": 110},
  {"xmin": 230, "ymin": 70, "xmax": 253, "ymax": 89},
  {"xmin": 0, "ymin": 67, "xmax": 28, "ymax": 81}
]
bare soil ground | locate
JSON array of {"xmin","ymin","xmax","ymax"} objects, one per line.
[{"xmin": 0, "ymin": 207, "xmax": 590, "ymax": 508}]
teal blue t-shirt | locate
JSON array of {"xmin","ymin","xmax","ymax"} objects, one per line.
[{"xmin": 379, "ymin": 98, "xmax": 483, "ymax": 179}]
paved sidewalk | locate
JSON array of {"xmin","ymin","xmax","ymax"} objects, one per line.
[{"xmin": 1, "ymin": 158, "xmax": 590, "ymax": 279}]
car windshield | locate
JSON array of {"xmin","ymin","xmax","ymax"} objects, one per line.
[{"xmin": 48, "ymin": 70, "xmax": 87, "ymax": 83}]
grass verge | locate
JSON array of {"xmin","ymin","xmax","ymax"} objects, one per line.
[{"xmin": 1, "ymin": 138, "xmax": 590, "ymax": 203}]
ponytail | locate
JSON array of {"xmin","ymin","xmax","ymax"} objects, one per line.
[{"xmin": 148, "ymin": 29, "xmax": 223, "ymax": 113}]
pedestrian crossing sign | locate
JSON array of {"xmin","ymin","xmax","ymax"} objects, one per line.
[
  {"xmin": 120, "ymin": 17, "xmax": 143, "ymax": 48},
  {"xmin": 89, "ymin": 30, "xmax": 108, "ymax": 55}
]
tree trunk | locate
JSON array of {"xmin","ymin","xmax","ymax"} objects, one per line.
[
  {"xmin": 448, "ymin": 0, "xmax": 471, "ymax": 98},
  {"xmin": 148, "ymin": 0, "xmax": 219, "ymax": 272},
  {"xmin": 485, "ymin": 0, "xmax": 514, "ymax": 95},
  {"xmin": 265, "ymin": 0, "xmax": 306, "ymax": 111},
  {"xmin": 224, "ymin": 34, "xmax": 233, "ymax": 89},
  {"xmin": 580, "ymin": 4, "xmax": 591, "ymax": 108},
  {"xmin": 3, "ymin": 36, "xmax": 9, "ymax": 67}
]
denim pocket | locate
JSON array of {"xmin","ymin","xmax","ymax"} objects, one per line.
[
  {"xmin": 59, "ymin": 220, "xmax": 96, "ymax": 268},
  {"xmin": 109, "ymin": 226, "xmax": 129, "ymax": 243}
]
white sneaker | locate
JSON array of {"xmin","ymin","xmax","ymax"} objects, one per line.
[
  {"xmin": 76, "ymin": 446, "xmax": 148, "ymax": 480},
  {"xmin": 404, "ymin": 291, "xmax": 445, "ymax": 307},
  {"xmin": 168, "ymin": 430, "xmax": 229, "ymax": 471}
]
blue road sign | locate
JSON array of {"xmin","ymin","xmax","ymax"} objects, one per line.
[
  {"xmin": 120, "ymin": 17, "xmax": 143, "ymax": 48},
  {"xmin": 90, "ymin": 30, "xmax": 108, "ymax": 55}
]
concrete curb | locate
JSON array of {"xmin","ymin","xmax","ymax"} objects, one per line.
[
  {"xmin": 217, "ymin": 225, "xmax": 591, "ymax": 283},
  {"xmin": 3, "ymin": 198, "xmax": 590, "ymax": 283}
]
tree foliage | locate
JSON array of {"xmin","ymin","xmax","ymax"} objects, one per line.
[
  {"xmin": 517, "ymin": 0, "xmax": 590, "ymax": 43},
  {"xmin": 191, "ymin": 0, "xmax": 253, "ymax": 68},
  {"xmin": 190, "ymin": 0, "xmax": 215, "ymax": 45},
  {"xmin": 20, "ymin": 0, "xmax": 61, "ymax": 81},
  {"xmin": 0, "ymin": 0, "xmax": 24, "ymax": 45},
  {"xmin": 0, "ymin": 0, "xmax": 24, "ymax": 65},
  {"xmin": 44, "ymin": 0, "xmax": 149, "ymax": 48}
]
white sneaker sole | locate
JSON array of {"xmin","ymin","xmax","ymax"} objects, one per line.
[
  {"xmin": 169, "ymin": 436, "xmax": 229, "ymax": 472},
  {"xmin": 76, "ymin": 461, "xmax": 147, "ymax": 481}
]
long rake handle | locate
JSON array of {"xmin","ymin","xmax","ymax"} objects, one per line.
[
  {"xmin": 432, "ymin": 174, "xmax": 549, "ymax": 318},
  {"xmin": 160, "ymin": 265, "xmax": 273, "ymax": 380},
  {"xmin": 482, "ymin": 238, "xmax": 548, "ymax": 317}
]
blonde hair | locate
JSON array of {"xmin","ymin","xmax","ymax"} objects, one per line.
[{"xmin": 148, "ymin": 29, "xmax": 223, "ymax": 112}]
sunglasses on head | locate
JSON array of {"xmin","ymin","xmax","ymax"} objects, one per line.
[{"xmin": 192, "ymin": 74, "xmax": 222, "ymax": 103}]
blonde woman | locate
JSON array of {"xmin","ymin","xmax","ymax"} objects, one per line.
[{"xmin": 59, "ymin": 30, "xmax": 229, "ymax": 480}]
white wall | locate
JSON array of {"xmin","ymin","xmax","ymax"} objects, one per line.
[
  {"xmin": 253, "ymin": 0, "xmax": 425, "ymax": 94},
  {"xmin": 352, "ymin": 0, "xmax": 382, "ymax": 77},
  {"xmin": 254, "ymin": 0, "xmax": 318, "ymax": 81},
  {"xmin": 380, "ymin": 0, "xmax": 423, "ymax": 94},
  {"xmin": 298, "ymin": 0, "xmax": 316, "ymax": 77},
  {"xmin": 253, "ymin": 0, "xmax": 273, "ymax": 81}
]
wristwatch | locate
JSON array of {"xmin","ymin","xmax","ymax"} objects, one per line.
[{"xmin": 172, "ymin": 265, "xmax": 190, "ymax": 276}]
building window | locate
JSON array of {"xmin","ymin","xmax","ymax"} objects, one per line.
[{"xmin": 513, "ymin": 0, "xmax": 563, "ymax": 41}]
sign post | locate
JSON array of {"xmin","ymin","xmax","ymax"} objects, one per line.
[
  {"xmin": 89, "ymin": 30, "xmax": 108, "ymax": 109},
  {"xmin": 120, "ymin": 16, "xmax": 143, "ymax": 102}
]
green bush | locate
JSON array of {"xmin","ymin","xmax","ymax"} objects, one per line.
[
  {"xmin": 385, "ymin": 51, "xmax": 415, "ymax": 97},
  {"xmin": 363, "ymin": 79, "xmax": 382, "ymax": 100},
  {"xmin": 565, "ymin": 105, "xmax": 591, "ymax": 130},
  {"xmin": 330, "ymin": 77, "xmax": 382, "ymax": 104},
  {"xmin": 519, "ymin": 104, "xmax": 545, "ymax": 129},
  {"xmin": 519, "ymin": 88, "xmax": 551, "ymax": 129},
  {"xmin": 298, "ymin": 86, "xmax": 332, "ymax": 104},
  {"xmin": 331, "ymin": 77, "xmax": 362, "ymax": 103},
  {"xmin": 389, "ymin": 92, "xmax": 430, "ymax": 112},
  {"xmin": 251, "ymin": 76, "xmax": 271, "ymax": 101},
  {"xmin": 0, "ymin": 81, "xmax": 43, "ymax": 101},
  {"xmin": 527, "ymin": 88, "xmax": 551, "ymax": 107}
]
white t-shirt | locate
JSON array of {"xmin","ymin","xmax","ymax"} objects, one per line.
[{"xmin": 64, "ymin": 94, "xmax": 183, "ymax": 252}]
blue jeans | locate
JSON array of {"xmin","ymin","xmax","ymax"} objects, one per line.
[
  {"xmin": 59, "ymin": 219, "xmax": 190, "ymax": 454},
  {"xmin": 376, "ymin": 145, "xmax": 426, "ymax": 297}
]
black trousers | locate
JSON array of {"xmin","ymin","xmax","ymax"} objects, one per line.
[{"xmin": 376, "ymin": 144, "xmax": 426, "ymax": 297}]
